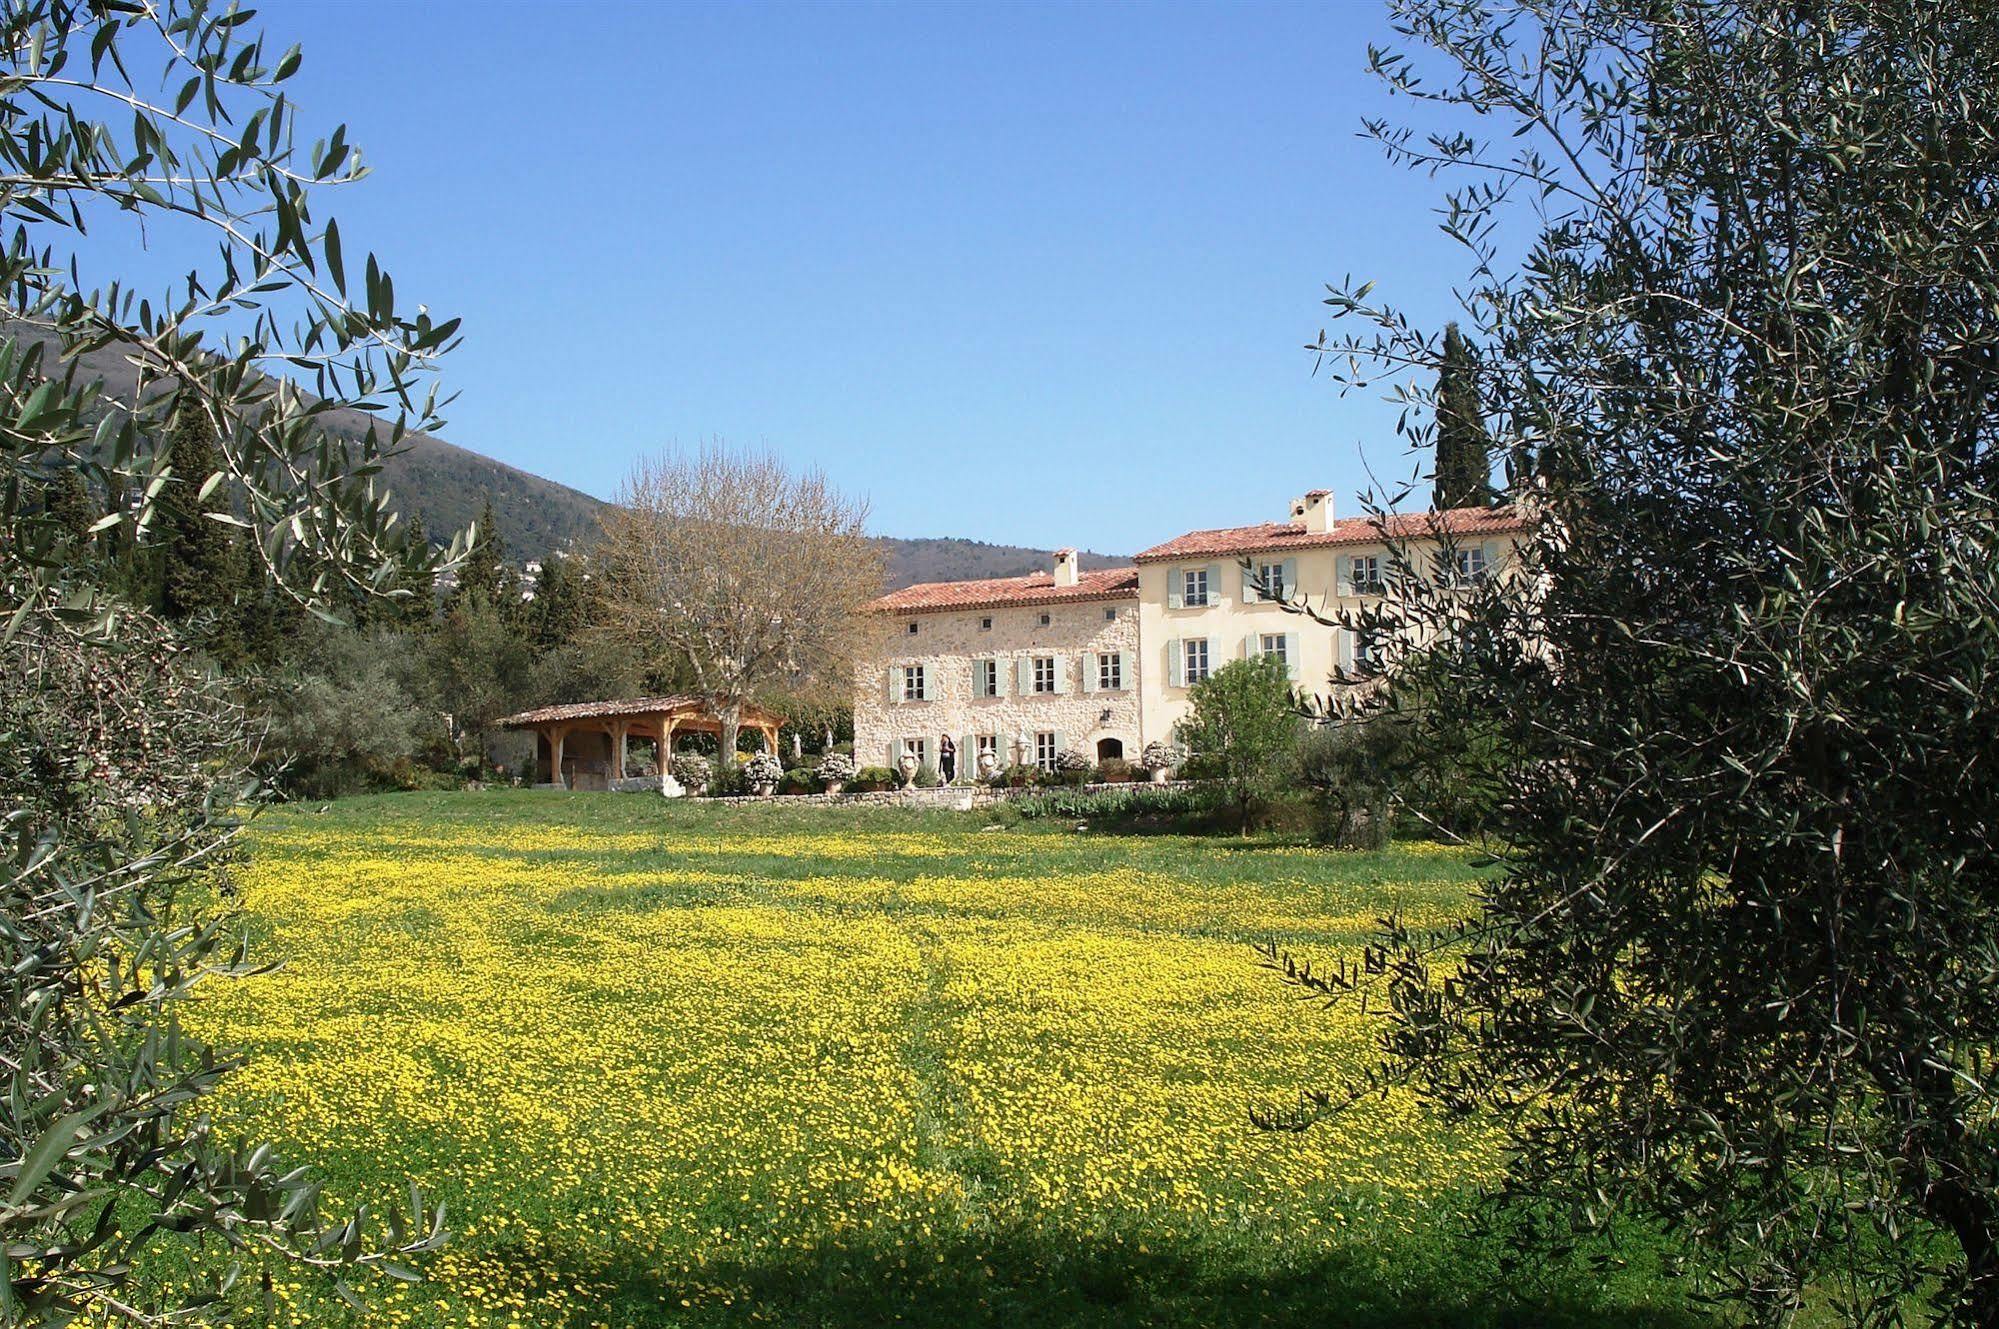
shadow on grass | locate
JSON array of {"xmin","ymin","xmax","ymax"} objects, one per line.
[{"xmin": 493, "ymin": 1222, "xmax": 1704, "ymax": 1329}]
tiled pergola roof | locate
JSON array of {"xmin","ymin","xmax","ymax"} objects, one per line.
[{"xmin": 497, "ymin": 695, "xmax": 785, "ymax": 731}]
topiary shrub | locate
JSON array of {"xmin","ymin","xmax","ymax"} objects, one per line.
[
  {"xmin": 777, "ymin": 767, "xmax": 817, "ymax": 796},
  {"xmin": 669, "ymin": 752, "xmax": 711, "ymax": 795},
  {"xmin": 851, "ymin": 765, "xmax": 896, "ymax": 793}
]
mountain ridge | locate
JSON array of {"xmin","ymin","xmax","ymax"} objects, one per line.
[{"xmin": 25, "ymin": 330, "xmax": 1125, "ymax": 589}]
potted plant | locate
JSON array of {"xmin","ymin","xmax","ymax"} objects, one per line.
[
  {"xmin": 1140, "ymin": 741, "xmax": 1184, "ymax": 784},
  {"xmin": 815, "ymin": 751, "xmax": 856, "ymax": 794},
  {"xmin": 743, "ymin": 752, "xmax": 783, "ymax": 798},
  {"xmin": 1054, "ymin": 748, "xmax": 1092, "ymax": 786},
  {"xmin": 669, "ymin": 752, "xmax": 712, "ymax": 796}
]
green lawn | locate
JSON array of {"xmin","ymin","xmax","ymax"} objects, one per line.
[{"xmin": 160, "ymin": 791, "xmax": 1700, "ymax": 1327}]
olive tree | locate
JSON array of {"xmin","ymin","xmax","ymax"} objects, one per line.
[
  {"xmin": 0, "ymin": 2, "xmax": 461, "ymax": 1320},
  {"xmin": 1261, "ymin": 2, "xmax": 1999, "ymax": 1324},
  {"xmin": 1174, "ymin": 653, "xmax": 1300, "ymax": 835}
]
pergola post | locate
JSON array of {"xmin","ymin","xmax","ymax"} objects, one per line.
[
  {"xmin": 549, "ymin": 724, "xmax": 568, "ymax": 790},
  {"xmin": 658, "ymin": 716, "xmax": 680, "ymax": 796},
  {"xmin": 612, "ymin": 720, "xmax": 629, "ymax": 784}
]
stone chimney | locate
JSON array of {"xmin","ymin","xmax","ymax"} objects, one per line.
[
  {"xmin": 1289, "ymin": 489, "xmax": 1336, "ymax": 534},
  {"xmin": 1052, "ymin": 547, "xmax": 1080, "ymax": 588}
]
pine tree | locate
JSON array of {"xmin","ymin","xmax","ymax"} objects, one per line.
[
  {"xmin": 1433, "ymin": 322, "xmax": 1492, "ymax": 510},
  {"xmin": 158, "ymin": 400, "xmax": 244, "ymax": 628}
]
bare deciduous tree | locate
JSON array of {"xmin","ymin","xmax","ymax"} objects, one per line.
[{"xmin": 592, "ymin": 445, "xmax": 884, "ymax": 765}]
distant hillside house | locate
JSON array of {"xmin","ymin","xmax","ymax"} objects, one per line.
[{"xmin": 856, "ymin": 490, "xmax": 1533, "ymax": 774}]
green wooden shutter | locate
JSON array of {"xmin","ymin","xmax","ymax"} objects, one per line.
[
  {"xmin": 1336, "ymin": 554, "xmax": 1352, "ymax": 596},
  {"xmin": 1336, "ymin": 628, "xmax": 1354, "ymax": 672},
  {"xmin": 1167, "ymin": 639, "xmax": 1183, "ymax": 688},
  {"xmin": 1016, "ymin": 657, "xmax": 1034, "ymax": 694},
  {"xmin": 1081, "ymin": 652, "xmax": 1097, "ymax": 693},
  {"xmin": 1280, "ymin": 558, "xmax": 1297, "ymax": 599},
  {"xmin": 1051, "ymin": 654, "xmax": 1069, "ymax": 695},
  {"xmin": 1284, "ymin": 632, "xmax": 1301, "ymax": 681},
  {"xmin": 1241, "ymin": 562, "xmax": 1259, "ymax": 602},
  {"xmin": 1118, "ymin": 650, "xmax": 1133, "ymax": 691},
  {"xmin": 1166, "ymin": 571, "xmax": 1183, "ymax": 610},
  {"xmin": 1207, "ymin": 563, "xmax": 1223, "ymax": 603}
]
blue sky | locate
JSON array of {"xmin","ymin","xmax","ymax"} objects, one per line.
[{"xmin": 241, "ymin": 1, "xmax": 1474, "ymax": 554}]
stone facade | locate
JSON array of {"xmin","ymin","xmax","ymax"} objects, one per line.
[
  {"xmin": 857, "ymin": 493, "xmax": 1533, "ymax": 767},
  {"xmin": 855, "ymin": 580, "xmax": 1141, "ymax": 777}
]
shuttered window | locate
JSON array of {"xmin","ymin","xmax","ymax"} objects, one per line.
[
  {"xmin": 1183, "ymin": 637, "xmax": 1211, "ymax": 684},
  {"xmin": 901, "ymin": 665, "xmax": 926, "ymax": 701},
  {"xmin": 1182, "ymin": 568, "xmax": 1210, "ymax": 607},
  {"xmin": 1097, "ymin": 652, "xmax": 1122, "ymax": 691},
  {"xmin": 1031, "ymin": 656, "xmax": 1057, "ymax": 693},
  {"xmin": 1034, "ymin": 732, "xmax": 1058, "ymax": 772}
]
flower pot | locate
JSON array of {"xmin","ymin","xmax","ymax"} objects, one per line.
[{"xmin": 1149, "ymin": 767, "xmax": 1171, "ymax": 783}]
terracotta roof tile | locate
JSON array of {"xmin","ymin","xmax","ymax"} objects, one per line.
[
  {"xmin": 1134, "ymin": 505, "xmax": 1531, "ymax": 562},
  {"xmin": 869, "ymin": 565, "xmax": 1139, "ymax": 614},
  {"xmin": 498, "ymin": 695, "xmax": 785, "ymax": 728}
]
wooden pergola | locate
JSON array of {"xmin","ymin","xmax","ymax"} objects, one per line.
[{"xmin": 497, "ymin": 695, "xmax": 785, "ymax": 792}]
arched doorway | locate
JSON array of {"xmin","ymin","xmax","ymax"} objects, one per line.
[{"xmin": 1096, "ymin": 737, "xmax": 1124, "ymax": 762}]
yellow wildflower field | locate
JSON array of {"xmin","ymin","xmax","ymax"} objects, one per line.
[{"xmin": 164, "ymin": 792, "xmax": 1527, "ymax": 1327}]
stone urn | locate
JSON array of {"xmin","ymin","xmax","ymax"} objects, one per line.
[
  {"xmin": 975, "ymin": 747, "xmax": 998, "ymax": 781},
  {"xmin": 1149, "ymin": 765, "xmax": 1172, "ymax": 784},
  {"xmin": 897, "ymin": 753, "xmax": 920, "ymax": 787}
]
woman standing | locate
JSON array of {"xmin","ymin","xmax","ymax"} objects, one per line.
[{"xmin": 938, "ymin": 733, "xmax": 957, "ymax": 783}]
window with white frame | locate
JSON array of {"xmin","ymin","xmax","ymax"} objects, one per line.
[
  {"xmin": 976, "ymin": 658, "xmax": 999, "ymax": 698},
  {"xmin": 1351, "ymin": 554, "xmax": 1383, "ymax": 594},
  {"xmin": 1256, "ymin": 562, "xmax": 1285, "ymax": 600},
  {"xmin": 1031, "ymin": 656, "xmax": 1057, "ymax": 693},
  {"xmin": 1034, "ymin": 732, "xmax": 1057, "ymax": 772},
  {"xmin": 1354, "ymin": 629, "xmax": 1383, "ymax": 672},
  {"xmin": 1097, "ymin": 651, "xmax": 1122, "ymax": 691},
  {"xmin": 1455, "ymin": 546, "xmax": 1489, "ymax": 583},
  {"xmin": 1183, "ymin": 637, "xmax": 1211, "ymax": 684},
  {"xmin": 1259, "ymin": 633, "xmax": 1288, "ymax": 669},
  {"xmin": 900, "ymin": 664, "xmax": 926, "ymax": 702},
  {"xmin": 976, "ymin": 734, "xmax": 1000, "ymax": 764},
  {"xmin": 900, "ymin": 736, "xmax": 929, "ymax": 768},
  {"xmin": 1181, "ymin": 568, "xmax": 1210, "ymax": 607}
]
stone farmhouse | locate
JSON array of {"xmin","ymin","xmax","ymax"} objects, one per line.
[{"xmin": 855, "ymin": 489, "xmax": 1531, "ymax": 777}]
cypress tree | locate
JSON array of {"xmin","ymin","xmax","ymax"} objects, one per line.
[
  {"xmin": 158, "ymin": 401, "xmax": 243, "ymax": 621},
  {"xmin": 530, "ymin": 551, "xmax": 583, "ymax": 651},
  {"xmin": 43, "ymin": 471, "xmax": 93, "ymax": 551},
  {"xmin": 445, "ymin": 499, "xmax": 511, "ymax": 615},
  {"xmin": 1433, "ymin": 322, "xmax": 1493, "ymax": 510}
]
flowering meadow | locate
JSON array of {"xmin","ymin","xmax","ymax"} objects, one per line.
[{"xmin": 154, "ymin": 794, "xmax": 1693, "ymax": 1327}]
